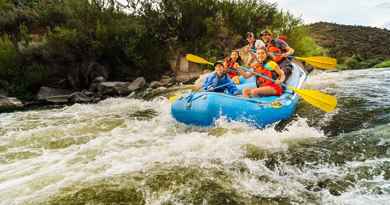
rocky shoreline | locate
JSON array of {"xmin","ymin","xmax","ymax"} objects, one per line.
[
  {"xmin": 0, "ymin": 74, "xmax": 192, "ymax": 113},
  {"xmin": 0, "ymin": 51, "xmax": 205, "ymax": 113}
]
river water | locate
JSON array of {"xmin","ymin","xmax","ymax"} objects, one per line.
[{"xmin": 0, "ymin": 68, "xmax": 389, "ymax": 205}]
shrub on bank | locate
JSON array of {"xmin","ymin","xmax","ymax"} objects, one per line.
[
  {"xmin": 374, "ymin": 60, "xmax": 390, "ymax": 68},
  {"xmin": 0, "ymin": 0, "xmax": 323, "ymax": 100},
  {"xmin": 0, "ymin": 34, "xmax": 18, "ymax": 79}
]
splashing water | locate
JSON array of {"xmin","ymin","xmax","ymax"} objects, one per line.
[{"xmin": 0, "ymin": 68, "xmax": 389, "ymax": 204}]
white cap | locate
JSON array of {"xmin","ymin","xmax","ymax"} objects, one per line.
[{"xmin": 255, "ymin": 40, "xmax": 265, "ymax": 49}]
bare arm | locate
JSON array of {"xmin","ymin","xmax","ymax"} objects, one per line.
[
  {"xmin": 273, "ymin": 64, "xmax": 285, "ymax": 84},
  {"xmin": 240, "ymin": 70, "xmax": 253, "ymax": 79},
  {"xmin": 284, "ymin": 46, "xmax": 294, "ymax": 57}
]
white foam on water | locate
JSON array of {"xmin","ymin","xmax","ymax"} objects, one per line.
[
  {"xmin": 0, "ymin": 97, "xmax": 327, "ymax": 204},
  {"xmin": 2, "ymin": 95, "xmax": 390, "ymax": 204}
]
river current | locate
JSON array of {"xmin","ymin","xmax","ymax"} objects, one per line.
[{"xmin": 0, "ymin": 68, "xmax": 389, "ymax": 205}]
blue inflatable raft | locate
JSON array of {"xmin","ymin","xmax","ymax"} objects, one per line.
[{"xmin": 171, "ymin": 63, "xmax": 307, "ymax": 127}]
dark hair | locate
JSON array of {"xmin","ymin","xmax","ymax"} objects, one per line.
[
  {"xmin": 246, "ymin": 32, "xmax": 254, "ymax": 38},
  {"xmin": 256, "ymin": 47, "xmax": 272, "ymax": 63},
  {"xmin": 228, "ymin": 50, "xmax": 242, "ymax": 65},
  {"xmin": 214, "ymin": 60, "xmax": 224, "ymax": 67}
]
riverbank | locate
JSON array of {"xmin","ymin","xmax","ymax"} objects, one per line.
[
  {"xmin": 0, "ymin": 0, "xmax": 323, "ymax": 103},
  {"xmin": 336, "ymin": 59, "xmax": 390, "ymax": 70},
  {"xmin": 0, "ymin": 74, "xmax": 192, "ymax": 113}
]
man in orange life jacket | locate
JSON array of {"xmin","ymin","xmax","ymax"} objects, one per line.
[{"xmin": 260, "ymin": 30, "xmax": 294, "ymax": 81}]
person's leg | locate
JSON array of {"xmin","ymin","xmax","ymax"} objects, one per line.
[
  {"xmin": 250, "ymin": 86, "xmax": 277, "ymax": 96},
  {"xmin": 243, "ymin": 88, "xmax": 252, "ymax": 97}
]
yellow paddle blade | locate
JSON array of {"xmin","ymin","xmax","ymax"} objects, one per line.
[
  {"xmin": 168, "ymin": 95, "xmax": 179, "ymax": 103},
  {"xmin": 288, "ymin": 86, "xmax": 337, "ymax": 112},
  {"xmin": 295, "ymin": 56, "xmax": 337, "ymax": 70},
  {"xmin": 186, "ymin": 54, "xmax": 214, "ymax": 66}
]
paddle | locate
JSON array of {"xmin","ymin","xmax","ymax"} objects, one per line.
[
  {"xmin": 186, "ymin": 54, "xmax": 337, "ymax": 70},
  {"xmin": 294, "ymin": 56, "xmax": 337, "ymax": 70},
  {"xmin": 169, "ymin": 81, "xmax": 235, "ymax": 103},
  {"xmin": 238, "ymin": 66, "xmax": 337, "ymax": 112},
  {"xmin": 186, "ymin": 54, "xmax": 214, "ymax": 66},
  {"xmin": 185, "ymin": 54, "xmax": 337, "ymax": 113}
]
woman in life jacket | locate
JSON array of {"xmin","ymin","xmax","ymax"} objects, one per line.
[
  {"xmin": 260, "ymin": 30, "xmax": 294, "ymax": 81},
  {"xmin": 241, "ymin": 47, "xmax": 285, "ymax": 97},
  {"xmin": 224, "ymin": 50, "xmax": 242, "ymax": 84}
]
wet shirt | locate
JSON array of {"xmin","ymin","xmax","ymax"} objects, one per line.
[{"xmin": 202, "ymin": 72, "xmax": 240, "ymax": 95}]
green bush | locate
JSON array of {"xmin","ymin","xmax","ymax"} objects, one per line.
[
  {"xmin": 23, "ymin": 63, "xmax": 49, "ymax": 87},
  {"xmin": 137, "ymin": 0, "xmax": 317, "ymax": 59},
  {"xmin": 0, "ymin": 34, "xmax": 18, "ymax": 78},
  {"xmin": 287, "ymin": 26, "xmax": 326, "ymax": 57},
  {"xmin": 342, "ymin": 55, "xmax": 384, "ymax": 69},
  {"xmin": 1, "ymin": 0, "xmax": 325, "ymax": 99},
  {"xmin": 358, "ymin": 58, "xmax": 382, "ymax": 69},
  {"xmin": 374, "ymin": 60, "xmax": 390, "ymax": 68},
  {"xmin": 344, "ymin": 55, "xmax": 362, "ymax": 69},
  {"xmin": 0, "ymin": 0, "xmax": 12, "ymax": 10}
]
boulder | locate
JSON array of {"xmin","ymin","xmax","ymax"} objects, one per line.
[
  {"xmin": 81, "ymin": 90, "xmax": 94, "ymax": 97},
  {"xmin": 93, "ymin": 76, "xmax": 106, "ymax": 83},
  {"xmin": 128, "ymin": 77, "xmax": 146, "ymax": 91},
  {"xmin": 86, "ymin": 62, "xmax": 109, "ymax": 84},
  {"xmin": 97, "ymin": 82, "xmax": 131, "ymax": 95},
  {"xmin": 149, "ymin": 81, "xmax": 163, "ymax": 89},
  {"xmin": 160, "ymin": 76, "xmax": 175, "ymax": 87},
  {"xmin": 37, "ymin": 87, "xmax": 73, "ymax": 102},
  {"xmin": 155, "ymin": 86, "xmax": 167, "ymax": 92},
  {"xmin": 89, "ymin": 83, "xmax": 99, "ymax": 92},
  {"xmin": 70, "ymin": 92, "xmax": 93, "ymax": 103},
  {"xmin": 0, "ymin": 96, "xmax": 23, "ymax": 110},
  {"xmin": 45, "ymin": 95, "xmax": 72, "ymax": 103},
  {"xmin": 67, "ymin": 62, "xmax": 109, "ymax": 89}
]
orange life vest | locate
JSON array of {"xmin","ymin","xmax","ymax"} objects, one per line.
[
  {"xmin": 253, "ymin": 63, "xmax": 274, "ymax": 87},
  {"xmin": 266, "ymin": 40, "xmax": 287, "ymax": 63}
]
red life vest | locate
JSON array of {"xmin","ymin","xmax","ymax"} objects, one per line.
[
  {"xmin": 226, "ymin": 60, "xmax": 239, "ymax": 78},
  {"xmin": 267, "ymin": 46, "xmax": 284, "ymax": 63},
  {"xmin": 253, "ymin": 61, "xmax": 283, "ymax": 95},
  {"xmin": 266, "ymin": 40, "xmax": 287, "ymax": 63},
  {"xmin": 253, "ymin": 63, "xmax": 274, "ymax": 87}
]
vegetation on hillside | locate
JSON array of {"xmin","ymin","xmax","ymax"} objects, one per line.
[
  {"xmin": 0, "ymin": 0, "xmax": 322, "ymax": 100},
  {"xmin": 308, "ymin": 22, "xmax": 390, "ymax": 69},
  {"xmin": 374, "ymin": 60, "xmax": 390, "ymax": 68}
]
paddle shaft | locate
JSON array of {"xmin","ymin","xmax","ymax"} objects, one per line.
[
  {"xmin": 238, "ymin": 66, "xmax": 287, "ymax": 89},
  {"xmin": 185, "ymin": 81, "xmax": 235, "ymax": 104},
  {"xmin": 206, "ymin": 81, "xmax": 235, "ymax": 91},
  {"xmin": 185, "ymin": 54, "xmax": 337, "ymax": 112}
]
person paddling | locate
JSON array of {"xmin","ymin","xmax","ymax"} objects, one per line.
[
  {"xmin": 241, "ymin": 48, "xmax": 285, "ymax": 97},
  {"xmin": 260, "ymin": 30, "xmax": 294, "ymax": 80},
  {"xmin": 202, "ymin": 60, "xmax": 240, "ymax": 95},
  {"xmin": 224, "ymin": 50, "xmax": 242, "ymax": 84}
]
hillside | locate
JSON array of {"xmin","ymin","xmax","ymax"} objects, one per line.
[{"xmin": 308, "ymin": 22, "xmax": 390, "ymax": 68}]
